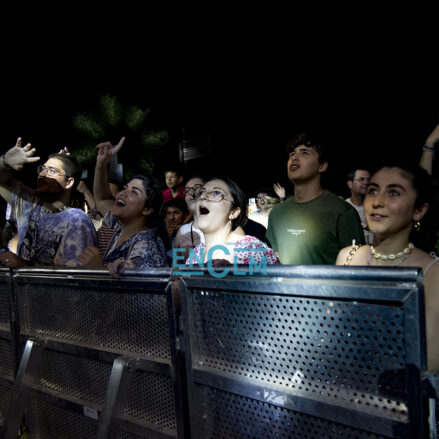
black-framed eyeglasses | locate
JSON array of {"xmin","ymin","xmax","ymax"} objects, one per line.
[
  {"xmin": 37, "ymin": 165, "xmax": 69, "ymax": 178},
  {"xmin": 354, "ymin": 177, "xmax": 370, "ymax": 183},
  {"xmin": 198, "ymin": 188, "xmax": 232, "ymax": 203}
]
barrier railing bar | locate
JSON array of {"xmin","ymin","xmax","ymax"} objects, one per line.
[{"xmin": 14, "ymin": 338, "xmax": 172, "ymax": 375}]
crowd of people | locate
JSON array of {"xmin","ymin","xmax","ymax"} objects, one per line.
[{"xmin": 0, "ymin": 125, "xmax": 438, "ymax": 370}]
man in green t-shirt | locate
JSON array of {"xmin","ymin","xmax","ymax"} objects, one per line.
[{"xmin": 266, "ymin": 133, "xmax": 365, "ymax": 265}]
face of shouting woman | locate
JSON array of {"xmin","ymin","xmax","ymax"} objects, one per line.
[
  {"xmin": 196, "ymin": 179, "xmax": 240, "ymax": 235},
  {"xmin": 364, "ymin": 167, "xmax": 428, "ymax": 241},
  {"xmin": 111, "ymin": 178, "xmax": 150, "ymax": 222}
]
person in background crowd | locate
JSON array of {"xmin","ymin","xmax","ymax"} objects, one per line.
[
  {"xmin": 346, "ymin": 168, "xmax": 374, "ymax": 244},
  {"xmin": 162, "ymin": 167, "xmax": 185, "ymax": 203},
  {"xmin": 163, "ymin": 198, "xmax": 188, "ymax": 265},
  {"xmin": 248, "ymin": 187, "xmax": 280, "ymax": 229},
  {"xmin": 173, "ymin": 176, "xmax": 205, "ymax": 261}
]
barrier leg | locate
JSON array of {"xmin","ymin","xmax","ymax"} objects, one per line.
[
  {"xmin": 97, "ymin": 356, "xmax": 134, "ymax": 439},
  {"xmin": 1, "ymin": 339, "xmax": 42, "ymax": 439}
]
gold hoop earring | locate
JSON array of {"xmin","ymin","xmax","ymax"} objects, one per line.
[{"xmin": 413, "ymin": 221, "xmax": 421, "ymax": 232}]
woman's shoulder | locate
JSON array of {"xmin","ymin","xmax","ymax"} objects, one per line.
[{"xmin": 336, "ymin": 244, "xmax": 370, "ymax": 265}]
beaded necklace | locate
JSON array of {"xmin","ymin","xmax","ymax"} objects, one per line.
[{"xmin": 367, "ymin": 243, "xmax": 414, "ymax": 266}]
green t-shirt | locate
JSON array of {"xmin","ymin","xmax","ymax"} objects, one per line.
[{"xmin": 266, "ymin": 190, "xmax": 365, "ymax": 265}]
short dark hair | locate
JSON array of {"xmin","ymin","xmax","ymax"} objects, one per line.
[
  {"xmin": 164, "ymin": 168, "xmax": 183, "ymax": 178},
  {"xmin": 48, "ymin": 153, "xmax": 82, "ymax": 186},
  {"xmin": 162, "ymin": 198, "xmax": 189, "ymax": 217},
  {"xmin": 286, "ymin": 132, "xmax": 328, "ymax": 164},
  {"xmin": 347, "ymin": 169, "xmax": 370, "ymax": 182},
  {"xmin": 207, "ymin": 176, "xmax": 247, "ymax": 231}
]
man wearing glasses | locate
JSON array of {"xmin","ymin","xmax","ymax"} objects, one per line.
[
  {"xmin": 0, "ymin": 138, "xmax": 96, "ymax": 268},
  {"xmin": 346, "ymin": 169, "xmax": 373, "ymax": 244}
]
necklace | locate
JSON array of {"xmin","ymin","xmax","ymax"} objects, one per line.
[
  {"xmin": 367, "ymin": 243, "xmax": 414, "ymax": 265},
  {"xmin": 370, "ymin": 243, "xmax": 414, "ymax": 260},
  {"xmin": 40, "ymin": 204, "xmax": 68, "ymax": 214}
]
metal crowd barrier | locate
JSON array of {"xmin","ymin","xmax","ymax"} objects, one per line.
[
  {"xmin": 0, "ymin": 265, "xmax": 436, "ymax": 438},
  {"xmin": 1, "ymin": 267, "xmax": 184, "ymax": 439},
  {"xmin": 179, "ymin": 265, "xmax": 429, "ymax": 438},
  {"xmin": 0, "ymin": 269, "xmax": 15, "ymax": 429}
]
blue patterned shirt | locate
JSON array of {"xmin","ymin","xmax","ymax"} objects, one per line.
[
  {"xmin": 103, "ymin": 212, "xmax": 168, "ymax": 268},
  {"xmin": 10, "ymin": 192, "xmax": 97, "ymax": 267}
]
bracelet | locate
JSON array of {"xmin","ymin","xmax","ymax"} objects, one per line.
[
  {"xmin": 0, "ymin": 154, "xmax": 13, "ymax": 169},
  {"xmin": 423, "ymin": 144, "xmax": 435, "ymax": 152}
]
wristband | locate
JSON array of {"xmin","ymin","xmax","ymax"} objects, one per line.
[
  {"xmin": 0, "ymin": 154, "xmax": 13, "ymax": 169},
  {"xmin": 423, "ymin": 144, "xmax": 435, "ymax": 152}
]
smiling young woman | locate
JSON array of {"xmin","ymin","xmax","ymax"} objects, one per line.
[
  {"xmin": 336, "ymin": 162, "xmax": 439, "ymax": 372},
  {"xmin": 79, "ymin": 138, "xmax": 168, "ymax": 277}
]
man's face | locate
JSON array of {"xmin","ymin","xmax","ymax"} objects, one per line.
[
  {"xmin": 165, "ymin": 206, "xmax": 186, "ymax": 233},
  {"xmin": 36, "ymin": 158, "xmax": 72, "ymax": 198},
  {"xmin": 287, "ymin": 145, "xmax": 327, "ymax": 183},
  {"xmin": 349, "ymin": 170, "xmax": 370, "ymax": 197}
]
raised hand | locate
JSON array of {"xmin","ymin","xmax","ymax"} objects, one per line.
[
  {"xmin": 425, "ymin": 124, "xmax": 439, "ymax": 148},
  {"xmin": 3, "ymin": 137, "xmax": 40, "ymax": 171},
  {"xmin": 96, "ymin": 137, "xmax": 125, "ymax": 167},
  {"xmin": 273, "ymin": 183, "xmax": 286, "ymax": 200}
]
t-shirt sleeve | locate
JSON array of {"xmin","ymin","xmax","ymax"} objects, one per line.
[
  {"xmin": 57, "ymin": 213, "xmax": 98, "ymax": 267},
  {"xmin": 337, "ymin": 207, "xmax": 366, "ymax": 248},
  {"xmin": 265, "ymin": 214, "xmax": 278, "ymax": 252}
]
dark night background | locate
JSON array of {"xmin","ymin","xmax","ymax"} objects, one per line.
[{"xmin": 1, "ymin": 44, "xmax": 438, "ymax": 208}]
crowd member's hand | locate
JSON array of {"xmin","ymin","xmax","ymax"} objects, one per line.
[
  {"xmin": 78, "ymin": 246, "xmax": 103, "ymax": 267},
  {"xmin": 0, "ymin": 250, "xmax": 26, "ymax": 268},
  {"xmin": 273, "ymin": 183, "xmax": 286, "ymax": 200},
  {"xmin": 425, "ymin": 124, "xmax": 439, "ymax": 148},
  {"xmin": 3, "ymin": 138, "xmax": 40, "ymax": 171},
  {"xmin": 107, "ymin": 257, "xmax": 134, "ymax": 279},
  {"xmin": 96, "ymin": 137, "xmax": 125, "ymax": 167},
  {"xmin": 76, "ymin": 181, "xmax": 88, "ymax": 194}
]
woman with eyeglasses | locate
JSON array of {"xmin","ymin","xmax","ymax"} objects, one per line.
[
  {"xmin": 79, "ymin": 138, "xmax": 168, "ymax": 277},
  {"xmin": 186, "ymin": 176, "xmax": 279, "ymax": 266},
  {"xmin": 336, "ymin": 161, "xmax": 439, "ymax": 372},
  {"xmin": 173, "ymin": 176, "xmax": 205, "ymax": 261}
]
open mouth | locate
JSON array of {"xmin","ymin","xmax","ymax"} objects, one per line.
[
  {"xmin": 199, "ymin": 206, "xmax": 210, "ymax": 215},
  {"xmin": 115, "ymin": 198, "xmax": 126, "ymax": 207}
]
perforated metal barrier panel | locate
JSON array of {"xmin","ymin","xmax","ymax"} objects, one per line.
[
  {"xmin": 8, "ymin": 268, "xmax": 183, "ymax": 439},
  {"xmin": 0, "ymin": 269, "xmax": 14, "ymax": 427},
  {"xmin": 0, "ymin": 266, "xmax": 434, "ymax": 438},
  {"xmin": 180, "ymin": 266, "xmax": 427, "ymax": 439}
]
